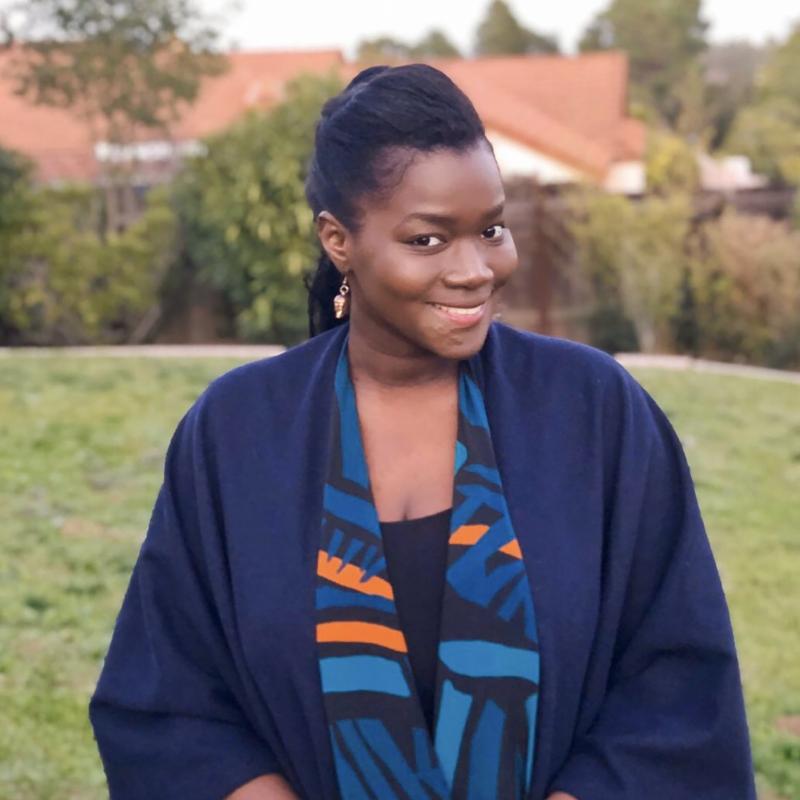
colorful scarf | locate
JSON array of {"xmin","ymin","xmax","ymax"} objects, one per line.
[{"xmin": 315, "ymin": 335, "xmax": 540, "ymax": 799}]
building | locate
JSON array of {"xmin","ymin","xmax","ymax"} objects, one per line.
[{"xmin": 0, "ymin": 47, "xmax": 646, "ymax": 193}]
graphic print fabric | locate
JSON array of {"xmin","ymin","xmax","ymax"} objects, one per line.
[{"xmin": 315, "ymin": 337, "xmax": 541, "ymax": 799}]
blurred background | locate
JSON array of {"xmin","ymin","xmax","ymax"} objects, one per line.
[{"xmin": 0, "ymin": 1, "xmax": 798, "ymax": 798}]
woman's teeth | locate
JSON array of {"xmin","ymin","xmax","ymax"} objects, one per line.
[{"xmin": 433, "ymin": 303, "xmax": 484, "ymax": 315}]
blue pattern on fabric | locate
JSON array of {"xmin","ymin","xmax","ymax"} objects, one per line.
[
  {"xmin": 355, "ymin": 719, "xmax": 443, "ymax": 800},
  {"xmin": 330, "ymin": 734, "xmax": 372, "ymax": 800},
  {"xmin": 320, "ymin": 656, "xmax": 411, "ymax": 697},
  {"xmin": 434, "ymin": 680, "xmax": 473, "ymax": 789},
  {"xmin": 439, "ymin": 641, "xmax": 539, "ymax": 682},
  {"xmin": 455, "ymin": 440, "xmax": 468, "ymax": 473},
  {"xmin": 338, "ymin": 720, "xmax": 399, "ymax": 799},
  {"xmin": 467, "ymin": 699, "xmax": 505, "ymax": 800},
  {"xmin": 316, "ymin": 334, "xmax": 541, "ymax": 798},
  {"xmin": 323, "ymin": 484, "xmax": 380, "ymax": 536},
  {"xmin": 316, "ymin": 586, "xmax": 395, "ymax": 614},
  {"xmin": 525, "ymin": 692, "xmax": 539, "ymax": 794}
]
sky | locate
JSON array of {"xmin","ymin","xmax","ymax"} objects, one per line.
[{"xmin": 206, "ymin": 0, "xmax": 800, "ymax": 56}]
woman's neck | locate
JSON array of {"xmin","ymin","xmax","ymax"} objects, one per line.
[{"xmin": 346, "ymin": 323, "xmax": 458, "ymax": 390}]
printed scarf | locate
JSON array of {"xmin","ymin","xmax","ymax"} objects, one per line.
[{"xmin": 315, "ymin": 336, "xmax": 540, "ymax": 799}]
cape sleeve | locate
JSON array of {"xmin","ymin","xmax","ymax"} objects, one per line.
[
  {"xmin": 546, "ymin": 371, "xmax": 756, "ymax": 800},
  {"xmin": 88, "ymin": 398, "xmax": 280, "ymax": 800}
]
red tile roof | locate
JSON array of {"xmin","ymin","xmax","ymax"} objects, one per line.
[{"xmin": 0, "ymin": 46, "xmax": 643, "ymax": 184}]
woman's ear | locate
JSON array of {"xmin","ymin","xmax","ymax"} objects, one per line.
[{"xmin": 316, "ymin": 211, "xmax": 350, "ymax": 273}]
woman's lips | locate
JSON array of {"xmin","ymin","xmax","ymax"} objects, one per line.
[{"xmin": 429, "ymin": 301, "xmax": 487, "ymax": 327}]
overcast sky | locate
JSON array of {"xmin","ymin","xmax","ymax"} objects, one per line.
[{"xmin": 206, "ymin": 0, "xmax": 800, "ymax": 56}]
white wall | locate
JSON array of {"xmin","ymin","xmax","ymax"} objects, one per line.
[
  {"xmin": 603, "ymin": 160, "xmax": 646, "ymax": 194},
  {"xmin": 486, "ymin": 128, "xmax": 582, "ymax": 184}
]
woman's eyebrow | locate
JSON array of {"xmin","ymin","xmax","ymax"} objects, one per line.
[{"xmin": 398, "ymin": 202, "xmax": 506, "ymax": 227}]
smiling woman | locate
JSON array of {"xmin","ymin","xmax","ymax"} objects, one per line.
[
  {"xmin": 90, "ymin": 64, "xmax": 756, "ymax": 800},
  {"xmin": 315, "ymin": 142, "xmax": 515, "ymax": 369}
]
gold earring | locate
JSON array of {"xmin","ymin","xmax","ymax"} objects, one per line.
[{"xmin": 333, "ymin": 274, "xmax": 350, "ymax": 320}]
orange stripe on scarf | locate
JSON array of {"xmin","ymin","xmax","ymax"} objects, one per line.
[
  {"xmin": 317, "ymin": 551, "xmax": 395, "ymax": 599},
  {"xmin": 449, "ymin": 524, "xmax": 522, "ymax": 559},
  {"xmin": 316, "ymin": 621, "xmax": 408, "ymax": 653}
]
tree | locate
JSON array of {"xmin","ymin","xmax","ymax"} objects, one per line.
[
  {"xmin": 0, "ymin": 145, "xmax": 34, "ymax": 252},
  {"xmin": 724, "ymin": 26, "xmax": 800, "ymax": 185},
  {"xmin": 174, "ymin": 72, "xmax": 344, "ymax": 345},
  {"xmin": 411, "ymin": 30, "xmax": 461, "ymax": 59},
  {"xmin": 1, "ymin": 182, "xmax": 176, "ymax": 344},
  {"xmin": 645, "ymin": 129, "xmax": 701, "ymax": 195},
  {"xmin": 579, "ymin": 0, "xmax": 708, "ymax": 125},
  {"xmin": 474, "ymin": 0, "xmax": 559, "ymax": 56},
  {"xmin": 688, "ymin": 210, "xmax": 800, "ymax": 368},
  {"xmin": 702, "ymin": 40, "xmax": 771, "ymax": 149},
  {"xmin": 356, "ymin": 29, "xmax": 461, "ymax": 64},
  {"xmin": 0, "ymin": 145, "xmax": 37, "ymax": 337},
  {"xmin": 355, "ymin": 36, "xmax": 412, "ymax": 64},
  {"xmin": 2, "ymin": 0, "xmax": 227, "ymax": 231},
  {"xmin": 568, "ymin": 189, "xmax": 691, "ymax": 353}
]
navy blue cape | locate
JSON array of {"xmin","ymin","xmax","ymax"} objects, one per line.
[{"xmin": 89, "ymin": 321, "xmax": 756, "ymax": 799}]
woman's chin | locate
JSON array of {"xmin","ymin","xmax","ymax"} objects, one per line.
[{"xmin": 426, "ymin": 319, "xmax": 492, "ymax": 361}]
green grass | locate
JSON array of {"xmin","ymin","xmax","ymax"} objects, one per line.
[{"xmin": 0, "ymin": 356, "xmax": 798, "ymax": 799}]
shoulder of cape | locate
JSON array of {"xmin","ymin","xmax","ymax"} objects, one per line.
[
  {"xmin": 195, "ymin": 325, "xmax": 347, "ymax": 412},
  {"xmin": 182, "ymin": 322, "xmax": 653, "ymax": 441},
  {"xmin": 485, "ymin": 321, "xmax": 641, "ymax": 404},
  {"xmin": 487, "ymin": 323, "xmax": 678, "ymax": 481}
]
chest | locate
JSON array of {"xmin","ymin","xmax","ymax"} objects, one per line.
[{"xmin": 356, "ymin": 388, "xmax": 458, "ymax": 521}]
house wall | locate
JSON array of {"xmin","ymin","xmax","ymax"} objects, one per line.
[
  {"xmin": 604, "ymin": 160, "xmax": 646, "ymax": 194},
  {"xmin": 486, "ymin": 128, "xmax": 583, "ymax": 184}
]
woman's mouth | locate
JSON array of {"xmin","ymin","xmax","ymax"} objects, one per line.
[{"xmin": 429, "ymin": 301, "xmax": 487, "ymax": 327}]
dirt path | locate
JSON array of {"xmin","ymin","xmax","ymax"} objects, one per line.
[
  {"xmin": 0, "ymin": 344, "xmax": 285, "ymax": 359},
  {"xmin": 615, "ymin": 352, "xmax": 800, "ymax": 385},
  {"xmin": 2, "ymin": 344, "xmax": 800, "ymax": 385}
]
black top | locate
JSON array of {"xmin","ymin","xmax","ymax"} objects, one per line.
[{"xmin": 379, "ymin": 507, "xmax": 452, "ymax": 734}]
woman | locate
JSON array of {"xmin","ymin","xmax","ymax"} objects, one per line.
[{"xmin": 89, "ymin": 65, "xmax": 756, "ymax": 800}]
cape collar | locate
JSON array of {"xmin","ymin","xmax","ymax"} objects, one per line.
[{"xmin": 314, "ymin": 328, "xmax": 541, "ymax": 799}]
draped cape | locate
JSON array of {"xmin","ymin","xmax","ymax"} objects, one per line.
[{"xmin": 89, "ymin": 321, "xmax": 756, "ymax": 800}]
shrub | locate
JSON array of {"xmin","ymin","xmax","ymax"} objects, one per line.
[
  {"xmin": 645, "ymin": 129, "xmax": 701, "ymax": 196},
  {"xmin": 3, "ymin": 184, "xmax": 176, "ymax": 345},
  {"xmin": 688, "ymin": 209, "xmax": 800, "ymax": 368},
  {"xmin": 0, "ymin": 146, "xmax": 38, "ymax": 334},
  {"xmin": 568, "ymin": 189, "xmax": 691, "ymax": 353},
  {"xmin": 174, "ymin": 71, "xmax": 343, "ymax": 345}
]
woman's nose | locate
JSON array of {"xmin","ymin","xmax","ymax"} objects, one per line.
[{"xmin": 442, "ymin": 241, "xmax": 494, "ymax": 288}]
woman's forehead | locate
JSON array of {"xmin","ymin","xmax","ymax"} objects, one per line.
[{"xmin": 366, "ymin": 143, "xmax": 505, "ymax": 224}]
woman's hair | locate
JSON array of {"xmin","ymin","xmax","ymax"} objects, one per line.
[{"xmin": 304, "ymin": 63, "xmax": 489, "ymax": 336}]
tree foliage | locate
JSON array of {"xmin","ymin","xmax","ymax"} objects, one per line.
[
  {"xmin": 688, "ymin": 210, "xmax": 800, "ymax": 368},
  {"xmin": 645, "ymin": 129, "xmax": 701, "ymax": 195},
  {"xmin": 0, "ymin": 145, "xmax": 38, "ymax": 333},
  {"xmin": 174, "ymin": 72, "xmax": 344, "ymax": 345},
  {"xmin": 4, "ymin": 0, "xmax": 226, "ymax": 140},
  {"xmin": 356, "ymin": 29, "xmax": 461, "ymax": 63},
  {"xmin": 568, "ymin": 189, "xmax": 692, "ymax": 353},
  {"xmin": 579, "ymin": 0, "xmax": 707, "ymax": 124},
  {"xmin": 1, "ymin": 183, "xmax": 176, "ymax": 344},
  {"xmin": 474, "ymin": 0, "xmax": 559, "ymax": 56},
  {"xmin": 355, "ymin": 36, "xmax": 413, "ymax": 64},
  {"xmin": 724, "ymin": 26, "xmax": 800, "ymax": 185},
  {"xmin": 3, "ymin": 0, "xmax": 227, "ymax": 234},
  {"xmin": 411, "ymin": 30, "xmax": 461, "ymax": 59},
  {"xmin": 702, "ymin": 40, "xmax": 771, "ymax": 149}
]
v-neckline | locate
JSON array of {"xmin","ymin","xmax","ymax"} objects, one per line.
[{"xmin": 315, "ymin": 330, "xmax": 541, "ymax": 799}]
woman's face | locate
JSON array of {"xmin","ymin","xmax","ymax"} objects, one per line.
[{"xmin": 321, "ymin": 141, "xmax": 519, "ymax": 362}]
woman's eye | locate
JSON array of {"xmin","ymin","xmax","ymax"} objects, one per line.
[
  {"xmin": 482, "ymin": 223, "xmax": 506, "ymax": 240},
  {"xmin": 409, "ymin": 234, "xmax": 445, "ymax": 247}
]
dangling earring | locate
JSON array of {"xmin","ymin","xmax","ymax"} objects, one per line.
[{"xmin": 333, "ymin": 274, "xmax": 350, "ymax": 320}]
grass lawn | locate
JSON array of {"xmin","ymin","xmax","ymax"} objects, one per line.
[{"xmin": 0, "ymin": 355, "xmax": 798, "ymax": 799}]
